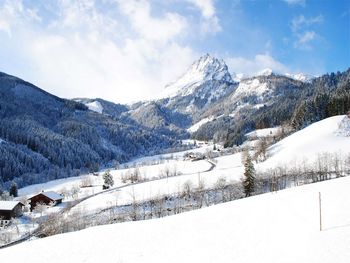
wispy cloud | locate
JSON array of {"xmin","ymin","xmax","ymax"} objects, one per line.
[
  {"xmin": 294, "ymin": 31, "xmax": 317, "ymax": 50},
  {"xmin": 290, "ymin": 15, "xmax": 323, "ymax": 32},
  {"xmin": 283, "ymin": 0, "xmax": 306, "ymax": 6},
  {"xmin": 225, "ymin": 54, "xmax": 289, "ymax": 76},
  {"xmin": 0, "ymin": 0, "xmax": 41, "ymax": 36},
  {"xmin": 186, "ymin": 0, "xmax": 221, "ymax": 34},
  {"xmin": 290, "ymin": 14, "xmax": 323, "ymax": 50}
]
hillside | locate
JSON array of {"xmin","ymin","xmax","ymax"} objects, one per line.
[
  {"xmin": 0, "ymin": 72, "xmax": 177, "ymax": 189},
  {"xmin": 1, "ymin": 175, "xmax": 350, "ymax": 263},
  {"xmin": 260, "ymin": 115, "xmax": 350, "ymax": 169}
]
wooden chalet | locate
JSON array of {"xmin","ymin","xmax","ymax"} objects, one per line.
[
  {"xmin": 0, "ymin": 201, "xmax": 24, "ymax": 227},
  {"xmin": 28, "ymin": 191, "xmax": 63, "ymax": 211}
]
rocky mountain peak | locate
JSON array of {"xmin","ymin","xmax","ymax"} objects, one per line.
[
  {"xmin": 187, "ymin": 53, "xmax": 232, "ymax": 83},
  {"xmin": 160, "ymin": 54, "xmax": 233, "ymax": 99}
]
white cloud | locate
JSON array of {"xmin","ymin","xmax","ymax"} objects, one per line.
[
  {"xmin": 225, "ymin": 54, "xmax": 289, "ymax": 76},
  {"xmin": 116, "ymin": 0, "xmax": 188, "ymax": 43},
  {"xmin": 283, "ymin": 0, "xmax": 305, "ymax": 6},
  {"xmin": 186, "ymin": 0, "xmax": 221, "ymax": 34},
  {"xmin": 27, "ymin": 32, "xmax": 195, "ymax": 103},
  {"xmin": 0, "ymin": 0, "xmax": 41, "ymax": 36},
  {"xmin": 0, "ymin": 0, "xmax": 197, "ymax": 103},
  {"xmin": 188, "ymin": 0, "xmax": 215, "ymax": 18}
]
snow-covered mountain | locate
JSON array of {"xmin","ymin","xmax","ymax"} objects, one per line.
[
  {"xmin": 285, "ymin": 72, "xmax": 315, "ymax": 82},
  {"xmin": 125, "ymin": 55, "xmax": 347, "ymax": 142},
  {"xmin": 127, "ymin": 54, "xmax": 237, "ymax": 130},
  {"xmin": 255, "ymin": 68, "xmax": 314, "ymax": 82},
  {"xmin": 159, "ymin": 53, "xmax": 234, "ymax": 99},
  {"xmin": 256, "ymin": 68, "xmax": 274, "ymax": 77}
]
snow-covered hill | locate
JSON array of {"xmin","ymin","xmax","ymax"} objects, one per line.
[
  {"xmin": 260, "ymin": 115, "xmax": 350, "ymax": 169},
  {"xmin": 2, "ymin": 175, "xmax": 350, "ymax": 263}
]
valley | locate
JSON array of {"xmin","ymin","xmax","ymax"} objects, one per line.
[{"xmin": 1, "ymin": 115, "xmax": 349, "ymax": 254}]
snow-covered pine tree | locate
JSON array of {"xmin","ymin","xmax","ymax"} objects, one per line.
[
  {"xmin": 243, "ymin": 153, "xmax": 255, "ymax": 197},
  {"xmin": 9, "ymin": 181, "xmax": 18, "ymax": 197},
  {"xmin": 103, "ymin": 170, "xmax": 114, "ymax": 189}
]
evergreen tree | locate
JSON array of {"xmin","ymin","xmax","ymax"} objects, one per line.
[
  {"xmin": 242, "ymin": 153, "xmax": 255, "ymax": 197},
  {"xmin": 9, "ymin": 181, "xmax": 18, "ymax": 197},
  {"xmin": 102, "ymin": 170, "xmax": 114, "ymax": 189}
]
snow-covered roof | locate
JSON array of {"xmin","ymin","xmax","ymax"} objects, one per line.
[
  {"xmin": 0, "ymin": 201, "xmax": 23, "ymax": 211},
  {"xmin": 30, "ymin": 191, "xmax": 63, "ymax": 201}
]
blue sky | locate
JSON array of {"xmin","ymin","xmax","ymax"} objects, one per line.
[{"xmin": 0, "ymin": 0, "xmax": 348, "ymax": 103}]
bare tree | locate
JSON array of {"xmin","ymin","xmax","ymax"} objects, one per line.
[
  {"xmin": 181, "ymin": 180, "xmax": 193, "ymax": 199},
  {"xmin": 254, "ymin": 138, "xmax": 268, "ymax": 162},
  {"xmin": 80, "ymin": 176, "xmax": 93, "ymax": 188},
  {"xmin": 33, "ymin": 202, "xmax": 47, "ymax": 218},
  {"xmin": 215, "ymin": 176, "xmax": 227, "ymax": 202},
  {"xmin": 70, "ymin": 185, "xmax": 80, "ymax": 200}
]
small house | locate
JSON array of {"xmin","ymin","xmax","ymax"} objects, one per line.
[
  {"xmin": 184, "ymin": 152, "xmax": 205, "ymax": 162},
  {"xmin": 0, "ymin": 201, "xmax": 24, "ymax": 227},
  {"xmin": 28, "ymin": 191, "xmax": 63, "ymax": 211}
]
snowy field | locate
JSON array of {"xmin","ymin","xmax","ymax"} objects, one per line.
[
  {"xmin": 259, "ymin": 115, "xmax": 350, "ymax": 170},
  {"xmin": 18, "ymin": 142, "xmax": 213, "ymax": 197},
  {"xmin": 2, "ymin": 175, "xmax": 350, "ymax": 263}
]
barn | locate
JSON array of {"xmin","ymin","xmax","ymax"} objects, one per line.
[
  {"xmin": 28, "ymin": 191, "xmax": 63, "ymax": 211},
  {"xmin": 0, "ymin": 201, "xmax": 24, "ymax": 227}
]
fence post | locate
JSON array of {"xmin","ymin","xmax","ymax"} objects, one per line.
[{"xmin": 319, "ymin": 192, "xmax": 322, "ymax": 231}]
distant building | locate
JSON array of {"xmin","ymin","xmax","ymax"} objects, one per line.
[
  {"xmin": 0, "ymin": 201, "xmax": 24, "ymax": 227},
  {"xmin": 184, "ymin": 152, "xmax": 205, "ymax": 161},
  {"xmin": 28, "ymin": 191, "xmax": 63, "ymax": 211}
]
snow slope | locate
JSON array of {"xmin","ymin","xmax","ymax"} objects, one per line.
[
  {"xmin": 86, "ymin": 100, "xmax": 103, "ymax": 114},
  {"xmin": 245, "ymin": 126, "xmax": 281, "ymax": 139},
  {"xmin": 285, "ymin": 72, "xmax": 315, "ymax": 82},
  {"xmin": 187, "ymin": 116, "xmax": 215, "ymax": 132},
  {"xmin": 2, "ymin": 176, "xmax": 350, "ymax": 263},
  {"xmin": 260, "ymin": 115, "xmax": 350, "ymax": 169}
]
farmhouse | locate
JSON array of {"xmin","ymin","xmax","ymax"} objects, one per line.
[
  {"xmin": 28, "ymin": 191, "xmax": 63, "ymax": 211},
  {"xmin": 184, "ymin": 152, "xmax": 205, "ymax": 162},
  {"xmin": 0, "ymin": 201, "xmax": 24, "ymax": 227}
]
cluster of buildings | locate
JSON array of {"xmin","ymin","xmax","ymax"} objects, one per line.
[{"xmin": 0, "ymin": 191, "xmax": 63, "ymax": 228}]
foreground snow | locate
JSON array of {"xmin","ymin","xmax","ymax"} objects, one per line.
[{"xmin": 2, "ymin": 176, "xmax": 350, "ymax": 263}]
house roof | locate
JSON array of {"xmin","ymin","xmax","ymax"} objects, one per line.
[
  {"xmin": 29, "ymin": 191, "xmax": 63, "ymax": 201},
  {"xmin": 0, "ymin": 201, "xmax": 24, "ymax": 211}
]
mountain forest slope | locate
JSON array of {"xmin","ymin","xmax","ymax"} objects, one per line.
[{"xmin": 0, "ymin": 73, "xmax": 177, "ymax": 189}]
